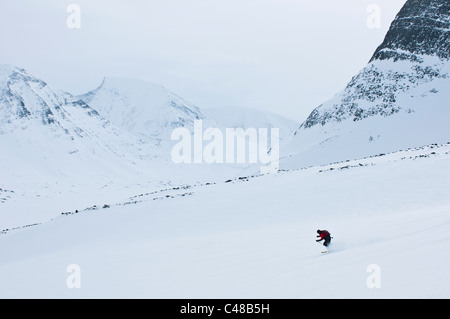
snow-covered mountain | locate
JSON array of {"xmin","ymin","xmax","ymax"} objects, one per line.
[
  {"xmin": 0, "ymin": 65, "xmax": 168, "ymax": 226},
  {"xmin": 0, "ymin": 66, "xmax": 288, "ymax": 227},
  {"xmin": 283, "ymin": 0, "xmax": 450, "ymax": 169},
  {"xmin": 77, "ymin": 77, "xmax": 298, "ymax": 177},
  {"xmin": 0, "ymin": 66, "xmax": 235, "ymax": 228},
  {"xmin": 0, "ymin": 64, "xmax": 154, "ymax": 172},
  {"xmin": 78, "ymin": 77, "xmax": 218, "ymax": 151}
]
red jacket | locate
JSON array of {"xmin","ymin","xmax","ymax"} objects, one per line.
[{"xmin": 317, "ymin": 230, "xmax": 330, "ymax": 240}]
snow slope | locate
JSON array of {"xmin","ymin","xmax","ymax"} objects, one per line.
[{"xmin": 1, "ymin": 142, "xmax": 449, "ymax": 298}]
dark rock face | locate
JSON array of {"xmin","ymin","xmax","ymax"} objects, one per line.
[
  {"xmin": 298, "ymin": 0, "xmax": 450, "ymax": 131},
  {"xmin": 370, "ymin": 0, "xmax": 450, "ymax": 63}
]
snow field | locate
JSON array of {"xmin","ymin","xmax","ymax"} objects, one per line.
[{"xmin": 0, "ymin": 144, "xmax": 449, "ymax": 298}]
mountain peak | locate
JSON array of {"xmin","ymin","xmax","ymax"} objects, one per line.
[
  {"xmin": 81, "ymin": 76, "xmax": 159, "ymax": 102},
  {"xmin": 286, "ymin": 0, "xmax": 450, "ymax": 169},
  {"xmin": 297, "ymin": 0, "xmax": 450, "ymax": 131},
  {"xmin": 0, "ymin": 65, "xmax": 33, "ymax": 87},
  {"xmin": 370, "ymin": 0, "xmax": 450, "ymax": 63},
  {"xmin": 78, "ymin": 76, "xmax": 213, "ymax": 142},
  {"xmin": 0, "ymin": 65, "xmax": 55, "ymax": 127}
]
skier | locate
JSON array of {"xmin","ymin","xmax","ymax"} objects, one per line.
[{"xmin": 316, "ymin": 229, "xmax": 332, "ymax": 247}]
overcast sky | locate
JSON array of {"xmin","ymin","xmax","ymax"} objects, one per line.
[{"xmin": 0, "ymin": 0, "xmax": 407, "ymax": 121}]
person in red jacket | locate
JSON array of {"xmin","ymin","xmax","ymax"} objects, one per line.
[{"xmin": 316, "ymin": 229, "xmax": 332, "ymax": 247}]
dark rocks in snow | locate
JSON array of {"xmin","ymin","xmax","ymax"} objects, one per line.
[
  {"xmin": 316, "ymin": 142, "xmax": 448, "ymax": 174},
  {"xmin": 0, "ymin": 188, "xmax": 15, "ymax": 203},
  {"xmin": 1, "ymin": 223, "xmax": 40, "ymax": 235}
]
